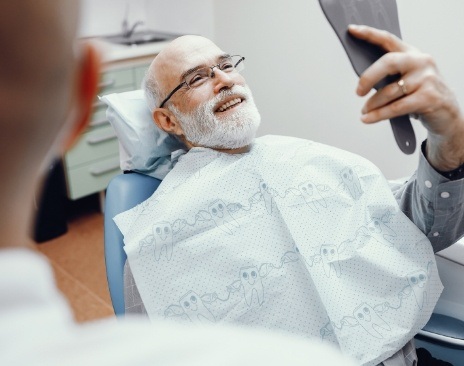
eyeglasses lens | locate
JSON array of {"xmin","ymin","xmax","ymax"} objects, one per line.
[{"xmin": 185, "ymin": 56, "xmax": 245, "ymax": 88}]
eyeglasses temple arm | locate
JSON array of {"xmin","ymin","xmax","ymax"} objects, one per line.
[
  {"xmin": 234, "ymin": 56, "xmax": 245, "ymax": 68},
  {"xmin": 159, "ymin": 82, "xmax": 186, "ymax": 108}
]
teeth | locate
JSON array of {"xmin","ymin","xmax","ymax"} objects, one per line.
[{"xmin": 218, "ymin": 98, "xmax": 242, "ymax": 112}]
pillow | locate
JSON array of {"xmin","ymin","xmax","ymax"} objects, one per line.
[{"xmin": 101, "ymin": 90, "xmax": 186, "ymax": 180}]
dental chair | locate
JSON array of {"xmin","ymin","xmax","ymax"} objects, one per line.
[
  {"xmin": 104, "ymin": 172, "xmax": 161, "ymax": 316},
  {"xmin": 414, "ymin": 253, "xmax": 464, "ymax": 365},
  {"xmin": 102, "ymin": 90, "xmax": 464, "ymax": 364},
  {"xmin": 103, "ymin": 171, "xmax": 464, "ymax": 364},
  {"xmin": 101, "ymin": 89, "xmax": 183, "ymax": 316}
]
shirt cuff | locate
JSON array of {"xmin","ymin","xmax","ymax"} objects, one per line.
[
  {"xmin": 422, "ymin": 139, "xmax": 464, "ymax": 180},
  {"xmin": 417, "ymin": 141, "xmax": 464, "ymax": 210}
]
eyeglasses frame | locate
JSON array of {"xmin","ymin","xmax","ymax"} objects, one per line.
[{"xmin": 158, "ymin": 55, "xmax": 245, "ymax": 108}]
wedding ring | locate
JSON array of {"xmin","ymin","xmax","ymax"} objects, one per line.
[{"xmin": 397, "ymin": 79, "xmax": 407, "ymax": 96}]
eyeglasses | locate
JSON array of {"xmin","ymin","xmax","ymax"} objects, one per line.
[{"xmin": 159, "ymin": 55, "xmax": 245, "ymax": 108}]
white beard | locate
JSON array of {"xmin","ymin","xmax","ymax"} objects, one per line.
[{"xmin": 169, "ymin": 85, "xmax": 261, "ymax": 149}]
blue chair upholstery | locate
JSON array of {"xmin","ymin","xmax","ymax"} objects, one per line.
[
  {"xmin": 413, "ymin": 254, "xmax": 464, "ymax": 363},
  {"xmin": 104, "ymin": 172, "xmax": 161, "ymax": 316},
  {"xmin": 415, "ymin": 313, "xmax": 464, "ymax": 365}
]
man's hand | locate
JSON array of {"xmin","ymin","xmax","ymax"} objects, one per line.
[{"xmin": 349, "ymin": 24, "xmax": 464, "ymax": 172}]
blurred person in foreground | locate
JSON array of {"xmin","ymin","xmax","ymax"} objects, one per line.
[{"xmin": 0, "ymin": 1, "xmax": 355, "ymax": 365}]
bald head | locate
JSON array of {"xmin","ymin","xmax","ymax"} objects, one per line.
[
  {"xmin": 0, "ymin": 0, "xmax": 100, "ymax": 248},
  {"xmin": 145, "ymin": 35, "xmax": 225, "ymax": 110},
  {"xmin": 0, "ymin": 0, "xmax": 81, "ymax": 165},
  {"xmin": 0, "ymin": 1, "xmax": 79, "ymax": 86},
  {"xmin": 154, "ymin": 36, "xmax": 223, "ymax": 89}
]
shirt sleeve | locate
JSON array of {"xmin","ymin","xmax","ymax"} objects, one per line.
[{"xmin": 390, "ymin": 142, "xmax": 464, "ymax": 253}]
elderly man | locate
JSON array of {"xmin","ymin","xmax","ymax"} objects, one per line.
[
  {"xmin": 0, "ymin": 1, "xmax": 358, "ymax": 365},
  {"xmin": 117, "ymin": 29, "xmax": 464, "ymax": 366}
]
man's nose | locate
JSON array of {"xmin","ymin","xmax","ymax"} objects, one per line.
[{"xmin": 212, "ymin": 69, "xmax": 235, "ymax": 94}]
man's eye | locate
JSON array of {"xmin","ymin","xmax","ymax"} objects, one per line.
[
  {"xmin": 220, "ymin": 62, "xmax": 233, "ymax": 70},
  {"xmin": 189, "ymin": 74, "xmax": 207, "ymax": 86}
]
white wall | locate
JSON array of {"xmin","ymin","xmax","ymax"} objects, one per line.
[
  {"xmin": 78, "ymin": 0, "xmax": 214, "ymax": 39},
  {"xmin": 144, "ymin": 0, "xmax": 214, "ymax": 39},
  {"xmin": 214, "ymin": 0, "xmax": 464, "ymax": 179},
  {"xmin": 78, "ymin": 0, "xmax": 148, "ymax": 37}
]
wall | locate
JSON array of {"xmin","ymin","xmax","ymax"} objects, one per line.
[
  {"xmin": 78, "ymin": 0, "xmax": 214, "ymax": 39},
  {"xmin": 78, "ymin": 0, "xmax": 148, "ymax": 37},
  {"xmin": 214, "ymin": 0, "xmax": 464, "ymax": 178},
  {"xmin": 144, "ymin": 0, "xmax": 214, "ymax": 40}
]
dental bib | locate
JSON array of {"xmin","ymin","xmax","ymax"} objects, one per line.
[{"xmin": 115, "ymin": 135, "xmax": 442, "ymax": 366}]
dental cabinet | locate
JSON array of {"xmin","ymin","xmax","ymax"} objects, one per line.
[
  {"xmin": 64, "ymin": 61, "xmax": 147, "ymax": 199},
  {"xmin": 63, "ymin": 41, "xmax": 169, "ymax": 200}
]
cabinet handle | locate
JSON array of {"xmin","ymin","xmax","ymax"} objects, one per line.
[
  {"xmin": 99, "ymin": 79, "xmax": 116, "ymax": 89},
  {"xmin": 90, "ymin": 118, "xmax": 109, "ymax": 127},
  {"xmin": 90, "ymin": 159, "xmax": 120, "ymax": 176},
  {"xmin": 87, "ymin": 131, "xmax": 117, "ymax": 145}
]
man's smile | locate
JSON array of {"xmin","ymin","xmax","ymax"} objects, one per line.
[{"xmin": 215, "ymin": 97, "xmax": 244, "ymax": 113}]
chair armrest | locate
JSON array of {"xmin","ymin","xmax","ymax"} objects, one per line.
[
  {"xmin": 104, "ymin": 172, "xmax": 161, "ymax": 316},
  {"xmin": 416, "ymin": 313, "xmax": 464, "ymax": 348}
]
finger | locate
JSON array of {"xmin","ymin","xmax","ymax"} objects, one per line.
[
  {"xmin": 357, "ymin": 52, "xmax": 418, "ymax": 96},
  {"xmin": 361, "ymin": 93, "xmax": 420, "ymax": 124},
  {"xmin": 348, "ymin": 24, "xmax": 410, "ymax": 53},
  {"xmin": 361, "ymin": 77, "xmax": 419, "ymax": 114}
]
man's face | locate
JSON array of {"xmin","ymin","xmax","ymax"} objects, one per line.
[
  {"xmin": 159, "ymin": 37, "xmax": 261, "ymax": 149},
  {"xmin": 169, "ymin": 83, "xmax": 261, "ymax": 149}
]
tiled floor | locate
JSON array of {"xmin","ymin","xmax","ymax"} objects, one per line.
[{"xmin": 36, "ymin": 198, "xmax": 115, "ymax": 323}]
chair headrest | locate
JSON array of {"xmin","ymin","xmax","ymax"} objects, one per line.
[{"xmin": 101, "ymin": 90, "xmax": 186, "ymax": 180}]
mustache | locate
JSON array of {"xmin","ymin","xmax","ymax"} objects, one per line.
[{"xmin": 207, "ymin": 85, "xmax": 250, "ymax": 107}]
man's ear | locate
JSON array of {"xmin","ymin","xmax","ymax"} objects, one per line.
[
  {"xmin": 64, "ymin": 42, "xmax": 101, "ymax": 150},
  {"xmin": 153, "ymin": 108, "xmax": 184, "ymax": 136}
]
